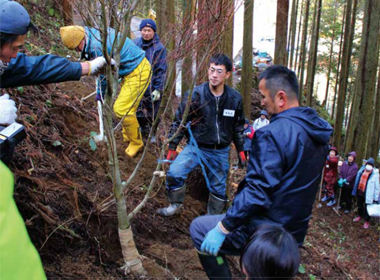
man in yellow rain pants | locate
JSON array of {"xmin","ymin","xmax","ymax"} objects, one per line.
[{"xmin": 60, "ymin": 26, "xmax": 151, "ymax": 157}]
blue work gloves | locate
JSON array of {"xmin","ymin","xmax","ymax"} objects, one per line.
[
  {"xmin": 338, "ymin": 178, "xmax": 347, "ymax": 188},
  {"xmin": 201, "ymin": 222, "xmax": 228, "ymax": 256}
]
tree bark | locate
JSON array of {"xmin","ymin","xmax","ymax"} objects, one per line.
[
  {"xmin": 60, "ymin": 0, "xmax": 73, "ymax": 25},
  {"xmin": 305, "ymin": 0, "xmax": 322, "ymax": 107},
  {"xmin": 288, "ymin": 0, "xmax": 299, "ymax": 69},
  {"xmin": 294, "ymin": 0, "xmax": 304, "ymax": 73},
  {"xmin": 274, "ymin": 0, "xmax": 289, "ymax": 65},
  {"xmin": 298, "ymin": 0, "xmax": 310, "ymax": 105},
  {"xmin": 345, "ymin": 0, "xmax": 380, "ymax": 163},
  {"xmin": 221, "ymin": 0, "xmax": 235, "ymax": 87},
  {"xmin": 322, "ymin": 6, "xmax": 338, "ymax": 109},
  {"xmin": 181, "ymin": 0, "xmax": 196, "ymax": 97},
  {"xmin": 241, "ymin": 0, "xmax": 254, "ymax": 118},
  {"xmin": 333, "ymin": 0, "xmax": 357, "ymax": 150}
]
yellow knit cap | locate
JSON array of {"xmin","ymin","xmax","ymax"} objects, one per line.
[{"xmin": 60, "ymin": 26, "xmax": 85, "ymax": 50}]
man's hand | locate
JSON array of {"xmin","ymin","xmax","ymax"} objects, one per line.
[
  {"xmin": 166, "ymin": 149, "xmax": 177, "ymax": 163},
  {"xmin": 0, "ymin": 94, "xmax": 17, "ymax": 125},
  {"xmin": 238, "ymin": 151, "xmax": 247, "ymax": 168},
  {"xmin": 201, "ymin": 222, "xmax": 228, "ymax": 256},
  {"xmin": 152, "ymin": 90, "xmax": 161, "ymax": 102}
]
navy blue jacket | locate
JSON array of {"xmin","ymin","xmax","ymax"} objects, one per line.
[
  {"xmin": 221, "ymin": 107, "xmax": 332, "ymax": 247},
  {"xmin": 168, "ymin": 82, "xmax": 245, "ymax": 152},
  {"xmin": 1, "ymin": 53, "xmax": 82, "ymax": 88},
  {"xmin": 133, "ymin": 34, "xmax": 167, "ymax": 93}
]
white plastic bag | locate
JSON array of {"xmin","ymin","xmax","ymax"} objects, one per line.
[{"xmin": 367, "ymin": 204, "xmax": 380, "ymax": 217}]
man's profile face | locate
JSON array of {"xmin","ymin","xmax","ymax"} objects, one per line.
[
  {"xmin": 208, "ymin": 63, "xmax": 230, "ymax": 88},
  {"xmin": 0, "ymin": 34, "xmax": 26, "ymax": 63},
  {"xmin": 259, "ymin": 79, "xmax": 277, "ymax": 117}
]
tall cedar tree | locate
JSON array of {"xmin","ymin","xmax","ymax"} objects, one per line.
[
  {"xmin": 333, "ymin": 0, "xmax": 357, "ymax": 149},
  {"xmin": 221, "ymin": 0, "xmax": 235, "ymax": 87},
  {"xmin": 298, "ymin": 0, "xmax": 310, "ymax": 104},
  {"xmin": 288, "ymin": 0, "xmax": 299, "ymax": 69},
  {"xmin": 345, "ymin": 0, "xmax": 380, "ymax": 163},
  {"xmin": 305, "ymin": 0, "xmax": 322, "ymax": 107},
  {"xmin": 294, "ymin": 0, "xmax": 304, "ymax": 72},
  {"xmin": 241, "ymin": 0, "xmax": 254, "ymax": 118},
  {"xmin": 274, "ymin": 0, "xmax": 289, "ymax": 65}
]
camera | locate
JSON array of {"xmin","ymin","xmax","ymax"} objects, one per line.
[{"xmin": 0, "ymin": 122, "xmax": 26, "ymax": 164}]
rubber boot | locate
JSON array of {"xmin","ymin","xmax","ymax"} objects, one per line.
[
  {"xmin": 157, "ymin": 186, "xmax": 186, "ymax": 217},
  {"xmin": 207, "ymin": 193, "xmax": 227, "ymax": 215},
  {"xmin": 197, "ymin": 252, "xmax": 232, "ymax": 280},
  {"xmin": 122, "ymin": 116, "xmax": 144, "ymax": 158}
]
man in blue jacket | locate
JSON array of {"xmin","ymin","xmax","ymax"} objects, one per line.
[
  {"xmin": 134, "ymin": 19, "xmax": 167, "ymax": 143},
  {"xmin": 190, "ymin": 65, "xmax": 333, "ymax": 279}
]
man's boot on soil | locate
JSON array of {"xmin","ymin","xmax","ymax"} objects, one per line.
[
  {"xmin": 156, "ymin": 186, "xmax": 186, "ymax": 217},
  {"xmin": 197, "ymin": 252, "xmax": 232, "ymax": 280},
  {"xmin": 207, "ymin": 193, "xmax": 227, "ymax": 215},
  {"xmin": 122, "ymin": 116, "xmax": 144, "ymax": 158}
]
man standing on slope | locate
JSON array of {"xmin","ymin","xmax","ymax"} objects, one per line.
[
  {"xmin": 157, "ymin": 53, "xmax": 246, "ymax": 217},
  {"xmin": 190, "ymin": 65, "xmax": 333, "ymax": 279}
]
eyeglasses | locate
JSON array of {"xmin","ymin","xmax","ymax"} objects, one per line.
[{"xmin": 209, "ymin": 67, "xmax": 225, "ymax": 75}]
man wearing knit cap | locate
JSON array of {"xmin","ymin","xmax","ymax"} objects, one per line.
[
  {"xmin": 60, "ymin": 25, "xmax": 152, "ymax": 158},
  {"xmin": 134, "ymin": 19, "xmax": 167, "ymax": 143}
]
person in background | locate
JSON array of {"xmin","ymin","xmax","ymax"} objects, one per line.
[
  {"xmin": 60, "ymin": 25, "xmax": 151, "ymax": 158},
  {"xmin": 240, "ymin": 225, "xmax": 300, "ymax": 280},
  {"xmin": 321, "ymin": 147, "xmax": 339, "ymax": 206},
  {"xmin": 352, "ymin": 157, "xmax": 379, "ymax": 229},
  {"xmin": 338, "ymin": 151, "xmax": 358, "ymax": 214},
  {"xmin": 252, "ymin": 110, "xmax": 269, "ymax": 131},
  {"xmin": 242, "ymin": 118, "xmax": 254, "ymax": 160},
  {"xmin": 134, "ymin": 19, "xmax": 167, "ymax": 144}
]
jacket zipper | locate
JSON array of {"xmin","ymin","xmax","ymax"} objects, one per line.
[{"xmin": 215, "ymin": 96, "xmax": 221, "ymax": 144}]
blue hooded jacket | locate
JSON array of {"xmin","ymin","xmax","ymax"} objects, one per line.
[
  {"xmin": 133, "ymin": 34, "xmax": 167, "ymax": 93},
  {"xmin": 221, "ymin": 107, "xmax": 333, "ymax": 247},
  {"xmin": 83, "ymin": 27, "xmax": 146, "ymax": 97}
]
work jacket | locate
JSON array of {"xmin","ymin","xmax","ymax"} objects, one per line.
[
  {"xmin": 221, "ymin": 107, "xmax": 332, "ymax": 247},
  {"xmin": 168, "ymin": 82, "xmax": 245, "ymax": 152}
]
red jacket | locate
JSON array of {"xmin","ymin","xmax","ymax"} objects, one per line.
[{"xmin": 323, "ymin": 156, "xmax": 339, "ymax": 184}]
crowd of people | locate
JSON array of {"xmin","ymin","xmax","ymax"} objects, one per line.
[
  {"xmin": 1, "ymin": 1, "xmax": 378, "ymax": 280},
  {"xmin": 321, "ymin": 148, "xmax": 380, "ymax": 229}
]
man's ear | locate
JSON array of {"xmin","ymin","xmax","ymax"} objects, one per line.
[
  {"xmin": 225, "ymin": 71, "xmax": 231, "ymax": 79},
  {"xmin": 277, "ymin": 91, "xmax": 286, "ymax": 107}
]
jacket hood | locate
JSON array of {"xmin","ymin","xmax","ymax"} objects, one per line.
[
  {"xmin": 367, "ymin": 157, "xmax": 375, "ymax": 166},
  {"xmin": 272, "ymin": 107, "xmax": 332, "ymax": 146},
  {"xmin": 348, "ymin": 151, "xmax": 356, "ymax": 159}
]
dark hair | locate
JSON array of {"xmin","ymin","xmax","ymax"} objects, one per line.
[
  {"xmin": 240, "ymin": 225, "xmax": 300, "ymax": 280},
  {"xmin": 259, "ymin": 65, "xmax": 299, "ymax": 100},
  {"xmin": 0, "ymin": 22, "xmax": 38, "ymax": 48},
  {"xmin": 209, "ymin": 53, "xmax": 232, "ymax": 72}
]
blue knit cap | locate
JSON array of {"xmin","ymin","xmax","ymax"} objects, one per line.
[
  {"xmin": 139, "ymin": 19, "xmax": 156, "ymax": 32},
  {"xmin": 0, "ymin": 0, "xmax": 31, "ymax": 35}
]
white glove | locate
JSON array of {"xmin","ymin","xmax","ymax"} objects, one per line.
[
  {"xmin": 0, "ymin": 94, "xmax": 17, "ymax": 125},
  {"xmin": 88, "ymin": 57, "xmax": 117, "ymax": 76},
  {"xmin": 151, "ymin": 90, "xmax": 161, "ymax": 102}
]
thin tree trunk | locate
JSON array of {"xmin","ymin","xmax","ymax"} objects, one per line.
[
  {"xmin": 294, "ymin": 0, "xmax": 304, "ymax": 72},
  {"xmin": 60, "ymin": 0, "xmax": 73, "ymax": 25},
  {"xmin": 166, "ymin": 0, "xmax": 176, "ymax": 96},
  {"xmin": 298, "ymin": 0, "xmax": 310, "ymax": 105},
  {"xmin": 289, "ymin": 0, "xmax": 299, "ymax": 69},
  {"xmin": 181, "ymin": 0, "xmax": 196, "ymax": 97},
  {"xmin": 345, "ymin": 0, "xmax": 380, "ymax": 163},
  {"xmin": 274, "ymin": 0, "xmax": 289, "ymax": 65},
  {"xmin": 331, "ymin": 3, "xmax": 346, "ymax": 119},
  {"xmin": 322, "ymin": 7, "xmax": 337, "ymax": 108},
  {"xmin": 305, "ymin": 0, "xmax": 322, "ymax": 107},
  {"xmin": 241, "ymin": 0, "xmax": 254, "ymax": 118},
  {"xmin": 221, "ymin": 0, "xmax": 235, "ymax": 87},
  {"xmin": 333, "ymin": 0, "xmax": 357, "ymax": 150}
]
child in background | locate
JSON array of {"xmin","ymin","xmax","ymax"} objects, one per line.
[
  {"xmin": 240, "ymin": 225, "xmax": 300, "ymax": 280},
  {"xmin": 338, "ymin": 151, "xmax": 358, "ymax": 214},
  {"xmin": 322, "ymin": 147, "xmax": 339, "ymax": 206},
  {"xmin": 352, "ymin": 157, "xmax": 380, "ymax": 229},
  {"xmin": 243, "ymin": 118, "xmax": 255, "ymax": 160}
]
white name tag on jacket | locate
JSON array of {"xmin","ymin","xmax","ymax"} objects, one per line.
[{"xmin": 223, "ymin": 109, "xmax": 235, "ymax": 117}]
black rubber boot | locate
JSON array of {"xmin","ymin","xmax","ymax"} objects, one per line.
[
  {"xmin": 156, "ymin": 186, "xmax": 186, "ymax": 217},
  {"xmin": 197, "ymin": 252, "xmax": 232, "ymax": 280},
  {"xmin": 207, "ymin": 193, "xmax": 227, "ymax": 215}
]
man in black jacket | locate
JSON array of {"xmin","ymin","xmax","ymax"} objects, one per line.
[{"xmin": 157, "ymin": 53, "xmax": 246, "ymax": 217}]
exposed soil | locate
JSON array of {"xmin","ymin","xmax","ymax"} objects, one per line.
[{"xmin": 5, "ymin": 2, "xmax": 380, "ymax": 279}]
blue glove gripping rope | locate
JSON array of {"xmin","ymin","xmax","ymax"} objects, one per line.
[{"xmin": 186, "ymin": 122, "xmax": 221, "ymax": 191}]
